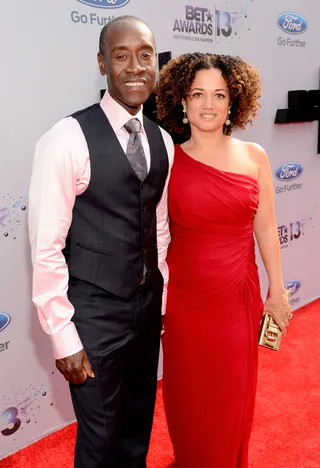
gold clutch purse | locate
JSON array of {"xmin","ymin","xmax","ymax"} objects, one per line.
[{"xmin": 258, "ymin": 290, "xmax": 290, "ymax": 351}]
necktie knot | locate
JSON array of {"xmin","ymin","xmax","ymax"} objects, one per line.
[{"xmin": 124, "ymin": 118, "xmax": 141, "ymax": 134}]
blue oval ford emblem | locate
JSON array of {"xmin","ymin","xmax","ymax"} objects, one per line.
[
  {"xmin": 0, "ymin": 312, "xmax": 11, "ymax": 332},
  {"xmin": 77, "ymin": 0, "xmax": 129, "ymax": 8},
  {"xmin": 277, "ymin": 13, "xmax": 308, "ymax": 35},
  {"xmin": 275, "ymin": 162, "xmax": 304, "ymax": 181},
  {"xmin": 284, "ymin": 280, "xmax": 301, "ymax": 296}
]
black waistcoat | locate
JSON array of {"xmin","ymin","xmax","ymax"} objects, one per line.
[{"xmin": 64, "ymin": 104, "xmax": 169, "ymax": 300}]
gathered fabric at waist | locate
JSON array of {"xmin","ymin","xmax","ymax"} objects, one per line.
[{"xmin": 167, "ymin": 227, "xmax": 259, "ymax": 299}]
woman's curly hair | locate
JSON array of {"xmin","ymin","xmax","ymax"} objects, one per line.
[{"xmin": 156, "ymin": 52, "xmax": 261, "ymax": 138}]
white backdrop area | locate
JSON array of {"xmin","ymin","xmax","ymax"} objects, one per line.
[{"xmin": 0, "ymin": 0, "xmax": 319, "ymax": 459}]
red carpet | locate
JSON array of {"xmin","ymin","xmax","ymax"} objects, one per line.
[{"xmin": 1, "ymin": 299, "xmax": 319, "ymax": 468}]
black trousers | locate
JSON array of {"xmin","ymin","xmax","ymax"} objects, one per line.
[{"xmin": 68, "ymin": 272, "xmax": 163, "ymax": 468}]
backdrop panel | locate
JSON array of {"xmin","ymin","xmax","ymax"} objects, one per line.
[{"xmin": 0, "ymin": 0, "xmax": 319, "ymax": 458}]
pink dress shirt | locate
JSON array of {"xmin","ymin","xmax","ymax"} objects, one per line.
[{"xmin": 28, "ymin": 91, "xmax": 174, "ymax": 360}]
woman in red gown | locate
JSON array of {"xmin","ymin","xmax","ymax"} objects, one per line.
[{"xmin": 156, "ymin": 54, "xmax": 291, "ymax": 467}]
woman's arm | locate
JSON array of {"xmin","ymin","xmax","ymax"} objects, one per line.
[{"xmin": 248, "ymin": 142, "xmax": 291, "ymax": 333}]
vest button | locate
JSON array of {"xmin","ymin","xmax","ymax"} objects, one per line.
[
  {"xmin": 144, "ymin": 228, "xmax": 148, "ymax": 234},
  {"xmin": 142, "ymin": 206, "xmax": 148, "ymax": 212},
  {"xmin": 143, "ymin": 248, "xmax": 148, "ymax": 254},
  {"xmin": 141, "ymin": 184, "xmax": 145, "ymax": 190}
]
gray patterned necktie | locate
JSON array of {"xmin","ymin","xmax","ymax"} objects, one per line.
[{"xmin": 124, "ymin": 118, "xmax": 148, "ymax": 181}]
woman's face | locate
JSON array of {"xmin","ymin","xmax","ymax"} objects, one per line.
[{"xmin": 183, "ymin": 68, "xmax": 230, "ymax": 133}]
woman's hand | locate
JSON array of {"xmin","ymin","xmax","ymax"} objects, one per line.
[{"xmin": 263, "ymin": 290, "xmax": 292, "ymax": 335}]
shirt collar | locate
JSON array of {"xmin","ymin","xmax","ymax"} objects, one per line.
[{"xmin": 100, "ymin": 90, "xmax": 145, "ymax": 135}]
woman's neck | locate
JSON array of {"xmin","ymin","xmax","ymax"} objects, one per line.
[{"xmin": 185, "ymin": 127, "xmax": 230, "ymax": 151}]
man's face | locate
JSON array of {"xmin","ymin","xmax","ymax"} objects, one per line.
[{"xmin": 98, "ymin": 20, "xmax": 157, "ymax": 115}]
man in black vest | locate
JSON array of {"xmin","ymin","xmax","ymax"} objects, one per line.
[{"xmin": 28, "ymin": 16, "xmax": 174, "ymax": 468}]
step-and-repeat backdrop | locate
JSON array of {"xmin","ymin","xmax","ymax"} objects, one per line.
[{"xmin": 0, "ymin": 0, "xmax": 319, "ymax": 458}]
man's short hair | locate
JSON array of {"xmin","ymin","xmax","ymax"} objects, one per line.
[{"xmin": 99, "ymin": 16, "xmax": 155, "ymax": 56}]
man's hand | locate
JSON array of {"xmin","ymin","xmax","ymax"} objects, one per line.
[
  {"xmin": 161, "ymin": 315, "xmax": 165, "ymax": 335},
  {"xmin": 56, "ymin": 349, "xmax": 95, "ymax": 385}
]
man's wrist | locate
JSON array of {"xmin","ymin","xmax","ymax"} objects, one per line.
[{"xmin": 51, "ymin": 323, "xmax": 83, "ymax": 359}]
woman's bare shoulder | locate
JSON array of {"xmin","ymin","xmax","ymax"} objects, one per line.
[{"xmin": 232, "ymin": 138, "xmax": 269, "ymax": 167}]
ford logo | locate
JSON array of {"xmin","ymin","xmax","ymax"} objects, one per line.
[
  {"xmin": 277, "ymin": 13, "xmax": 308, "ymax": 35},
  {"xmin": 0, "ymin": 312, "xmax": 11, "ymax": 332},
  {"xmin": 77, "ymin": 0, "xmax": 129, "ymax": 9},
  {"xmin": 284, "ymin": 280, "xmax": 301, "ymax": 296},
  {"xmin": 275, "ymin": 162, "xmax": 304, "ymax": 181}
]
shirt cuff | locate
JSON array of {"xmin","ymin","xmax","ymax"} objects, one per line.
[
  {"xmin": 161, "ymin": 289, "xmax": 167, "ymax": 315},
  {"xmin": 50, "ymin": 322, "xmax": 83, "ymax": 359},
  {"xmin": 159, "ymin": 261, "xmax": 169, "ymax": 315}
]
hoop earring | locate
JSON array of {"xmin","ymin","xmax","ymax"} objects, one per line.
[
  {"xmin": 225, "ymin": 109, "xmax": 231, "ymax": 126},
  {"xmin": 182, "ymin": 109, "xmax": 189, "ymax": 124}
]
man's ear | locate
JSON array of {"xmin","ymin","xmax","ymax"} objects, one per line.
[{"xmin": 97, "ymin": 52, "xmax": 106, "ymax": 76}]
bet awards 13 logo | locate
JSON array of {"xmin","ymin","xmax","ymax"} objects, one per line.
[
  {"xmin": 174, "ymin": 6, "xmax": 232, "ymax": 37},
  {"xmin": 278, "ymin": 219, "xmax": 306, "ymax": 249},
  {"xmin": 172, "ymin": 5, "xmax": 247, "ymax": 42}
]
